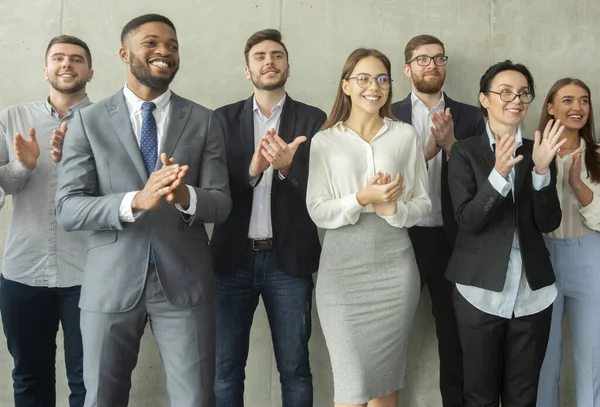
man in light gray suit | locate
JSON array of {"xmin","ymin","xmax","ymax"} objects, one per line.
[{"xmin": 55, "ymin": 14, "xmax": 231, "ymax": 407}]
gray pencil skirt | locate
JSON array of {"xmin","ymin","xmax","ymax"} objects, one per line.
[{"xmin": 316, "ymin": 213, "xmax": 420, "ymax": 404}]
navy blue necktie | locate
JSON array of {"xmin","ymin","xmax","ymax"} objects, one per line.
[
  {"xmin": 140, "ymin": 102, "xmax": 158, "ymax": 176},
  {"xmin": 140, "ymin": 101, "xmax": 157, "ymax": 266}
]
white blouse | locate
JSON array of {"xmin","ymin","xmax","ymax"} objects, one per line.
[
  {"xmin": 306, "ymin": 118, "xmax": 431, "ymax": 230},
  {"xmin": 547, "ymin": 138, "xmax": 600, "ymax": 239}
]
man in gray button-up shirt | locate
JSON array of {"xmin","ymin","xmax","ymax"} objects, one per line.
[{"xmin": 0, "ymin": 35, "xmax": 94, "ymax": 407}]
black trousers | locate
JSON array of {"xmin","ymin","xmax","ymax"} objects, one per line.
[
  {"xmin": 409, "ymin": 226, "xmax": 463, "ymax": 407},
  {"xmin": 453, "ymin": 288, "xmax": 552, "ymax": 407}
]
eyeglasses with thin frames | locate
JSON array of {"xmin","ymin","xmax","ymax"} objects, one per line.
[
  {"xmin": 486, "ymin": 90, "xmax": 534, "ymax": 104},
  {"xmin": 406, "ymin": 55, "xmax": 449, "ymax": 66},
  {"xmin": 345, "ymin": 74, "xmax": 392, "ymax": 90}
]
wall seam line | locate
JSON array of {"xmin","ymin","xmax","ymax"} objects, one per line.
[{"xmin": 59, "ymin": 0, "xmax": 65, "ymax": 34}]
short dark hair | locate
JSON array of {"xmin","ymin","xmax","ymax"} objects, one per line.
[
  {"xmin": 404, "ymin": 34, "xmax": 445, "ymax": 63},
  {"xmin": 244, "ymin": 29, "xmax": 289, "ymax": 64},
  {"xmin": 45, "ymin": 35, "xmax": 92, "ymax": 68},
  {"xmin": 478, "ymin": 60, "xmax": 535, "ymax": 118},
  {"xmin": 121, "ymin": 14, "xmax": 176, "ymax": 45}
]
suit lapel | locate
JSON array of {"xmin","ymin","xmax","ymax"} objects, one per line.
[
  {"xmin": 160, "ymin": 92, "xmax": 191, "ymax": 169},
  {"xmin": 105, "ymin": 90, "xmax": 148, "ymax": 182},
  {"xmin": 514, "ymin": 141, "xmax": 532, "ymax": 203},
  {"xmin": 396, "ymin": 94, "xmax": 412, "ymax": 124},
  {"xmin": 480, "ymin": 130, "xmax": 496, "ymax": 172},
  {"xmin": 241, "ymin": 96, "xmax": 255, "ymax": 169},
  {"xmin": 278, "ymin": 94, "xmax": 296, "ymax": 144}
]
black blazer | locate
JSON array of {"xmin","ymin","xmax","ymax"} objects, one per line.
[
  {"xmin": 211, "ymin": 94, "xmax": 326, "ymax": 277},
  {"xmin": 445, "ymin": 132, "xmax": 561, "ymax": 291},
  {"xmin": 391, "ymin": 93, "xmax": 484, "ymax": 242}
]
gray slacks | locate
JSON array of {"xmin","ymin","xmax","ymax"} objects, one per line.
[{"xmin": 80, "ymin": 267, "xmax": 215, "ymax": 407}]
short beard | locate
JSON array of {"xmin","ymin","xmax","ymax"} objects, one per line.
[
  {"xmin": 49, "ymin": 77, "xmax": 87, "ymax": 95},
  {"xmin": 412, "ymin": 72, "xmax": 445, "ymax": 94},
  {"xmin": 250, "ymin": 72, "xmax": 287, "ymax": 91},
  {"xmin": 130, "ymin": 53, "xmax": 178, "ymax": 90}
]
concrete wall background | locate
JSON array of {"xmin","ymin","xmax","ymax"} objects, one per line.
[{"xmin": 0, "ymin": 0, "xmax": 596, "ymax": 405}]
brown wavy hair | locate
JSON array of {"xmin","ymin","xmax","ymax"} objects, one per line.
[
  {"xmin": 538, "ymin": 78, "xmax": 600, "ymax": 183},
  {"xmin": 321, "ymin": 48, "xmax": 396, "ymax": 130}
]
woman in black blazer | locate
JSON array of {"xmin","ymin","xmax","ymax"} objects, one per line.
[{"xmin": 446, "ymin": 60, "xmax": 565, "ymax": 407}]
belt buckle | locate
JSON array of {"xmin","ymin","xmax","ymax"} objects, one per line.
[{"xmin": 252, "ymin": 239, "xmax": 260, "ymax": 251}]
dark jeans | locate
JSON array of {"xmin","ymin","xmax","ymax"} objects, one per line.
[
  {"xmin": 408, "ymin": 226, "xmax": 463, "ymax": 407},
  {"xmin": 0, "ymin": 276, "xmax": 85, "ymax": 407},
  {"xmin": 214, "ymin": 251, "xmax": 313, "ymax": 407}
]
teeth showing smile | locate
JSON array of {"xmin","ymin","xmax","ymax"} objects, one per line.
[
  {"xmin": 364, "ymin": 96, "xmax": 380, "ymax": 101},
  {"xmin": 507, "ymin": 108, "xmax": 521, "ymax": 113},
  {"xmin": 151, "ymin": 60, "xmax": 169, "ymax": 68},
  {"xmin": 569, "ymin": 115, "xmax": 582, "ymax": 119}
]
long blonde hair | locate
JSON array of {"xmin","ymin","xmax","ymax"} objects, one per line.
[{"xmin": 321, "ymin": 48, "xmax": 397, "ymax": 130}]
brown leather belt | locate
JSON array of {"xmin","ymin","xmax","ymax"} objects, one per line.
[{"xmin": 246, "ymin": 238, "xmax": 274, "ymax": 252}]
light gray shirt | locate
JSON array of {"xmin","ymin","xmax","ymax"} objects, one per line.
[
  {"xmin": 456, "ymin": 123, "xmax": 557, "ymax": 318},
  {"xmin": 248, "ymin": 95, "xmax": 286, "ymax": 239},
  {"xmin": 411, "ymin": 92, "xmax": 444, "ymax": 227},
  {"xmin": 0, "ymin": 96, "xmax": 91, "ymax": 287}
]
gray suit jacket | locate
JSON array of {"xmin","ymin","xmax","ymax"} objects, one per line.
[{"xmin": 55, "ymin": 89, "xmax": 231, "ymax": 313}]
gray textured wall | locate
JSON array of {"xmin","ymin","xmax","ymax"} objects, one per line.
[{"xmin": 0, "ymin": 0, "xmax": 596, "ymax": 405}]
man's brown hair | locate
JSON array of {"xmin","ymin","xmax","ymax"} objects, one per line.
[
  {"xmin": 244, "ymin": 29, "xmax": 289, "ymax": 64},
  {"xmin": 404, "ymin": 34, "xmax": 445, "ymax": 63}
]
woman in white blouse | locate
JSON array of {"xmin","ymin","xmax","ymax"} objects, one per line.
[
  {"xmin": 306, "ymin": 48, "xmax": 430, "ymax": 407},
  {"xmin": 536, "ymin": 78, "xmax": 600, "ymax": 407}
]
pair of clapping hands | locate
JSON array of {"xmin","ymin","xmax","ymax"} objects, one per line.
[
  {"xmin": 249, "ymin": 128, "xmax": 307, "ymax": 178},
  {"xmin": 357, "ymin": 172, "xmax": 405, "ymax": 217},
  {"xmin": 13, "ymin": 122, "xmax": 68, "ymax": 170},
  {"xmin": 493, "ymin": 119, "xmax": 566, "ymax": 179}
]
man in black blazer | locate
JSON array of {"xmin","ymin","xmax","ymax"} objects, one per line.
[
  {"xmin": 391, "ymin": 34, "xmax": 484, "ymax": 407},
  {"xmin": 210, "ymin": 29, "xmax": 326, "ymax": 407}
]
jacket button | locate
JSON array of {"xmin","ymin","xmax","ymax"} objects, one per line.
[{"xmin": 490, "ymin": 197, "xmax": 495, "ymax": 203}]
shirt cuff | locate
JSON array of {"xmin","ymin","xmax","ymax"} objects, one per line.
[
  {"xmin": 249, "ymin": 174, "xmax": 261, "ymax": 187},
  {"xmin": 175, "ymin": 185, "xmax": 196, "ymax": 215},
  {"xmin": 488, "ymin": 169, "xmax": 511, "ymax": 197},
  {"xmin": 341, "ymin": 193, "xmax": 363, "ymax": 224},
  {"xmin": 119, "ymin": 191, "xmax": 143, "ymax": 222},
  {"xmin": 531, "ymin": 169, "xmax": 551, "ymax": 191}
]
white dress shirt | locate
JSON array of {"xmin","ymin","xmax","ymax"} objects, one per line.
[
  {"xmin": 456, "ymin": 123, "xmax": 557, "ymax": 318},
  {"xmin": 306, "ymin": 118, "xmax": 431, "ymax": 229},
  {"xmin": 411, "ymin": 92, "xmax": 445, "ymax": 227},
  {"xmin": 247, "ymin": 95, "xmax": 286, "ymax": 239},
  {"xmin": 119, "ymin": 85, "xmax": 196, "ymax": 222},
  {"xmin": 547, "ymin": 138, "xmax": 600, "ymax": 238}
]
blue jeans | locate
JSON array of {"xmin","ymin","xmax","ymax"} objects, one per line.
[
  {"xmin": 214, "ymin": 251, "xmax": 313, "ymax": 407},
  {"xmin": 0, "ymin": 276, "xmax": 85, "ymax": 407}
]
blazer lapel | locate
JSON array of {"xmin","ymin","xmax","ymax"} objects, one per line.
[
  {"xmin": 241, "ymin": 96, "xmax": 255, "ymax": 169},
  {"xmin": 514, "ymin": 141, "xmax": 532, "ymax": 203},
  {"xmin": 160, "ymin": 92, "xmax": 191, "ymax": 169},
  {"xmin": 480, "ymin": 129, "xmax": 496, "ymax": 172},
  {"xmin": 396, "ymin": 94, "xmax": 412, "ymax": 124},
  {"xmin": 278, "ymin": 94, "xmax": 296, "ymax": 144},
  {"xmin": 105, "ymin": 90, "xmax": 148, "ymax": 182}
]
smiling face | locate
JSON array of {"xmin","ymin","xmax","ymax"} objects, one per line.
[
  {"xmin": 548, "ymin": 84, "xmax": 590, "ymax": 132},
  {"xmin": 245, "ymin": 40, "xmax": 289, "ymax": 91},
  {"xmin": 44, "ymin": 43, "xmax": 93, "ymax": 94},
  {"xmin": 404, "ymin": 43, "xmax": 446, "ymax": 94},
  {"xmin": 121, "ymin": 21, "xmax": 180, "ymax": 91},
  {"xmin": 342, "ymin": 56, "xmax": 390, "ymax": 116},
  {"xmin": 480, "ymin": 69, "xmax": 531, "ymax": 129}
]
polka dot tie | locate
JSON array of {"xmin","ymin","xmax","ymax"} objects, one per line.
[
  {"xmin": 140, "ymin": 102, "xmax": 157, "ymax": 266},
  {"xmin": 140, "ymin": 102, "xmax": 157, "ymax": 176}
]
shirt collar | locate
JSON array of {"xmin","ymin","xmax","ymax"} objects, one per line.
[
  {"xmin": 123, "ymin": 84, "xmax": 171, "ymax": 114},
  {"xmin": 44, "ymin": 94, "xmax": 92, "ymax": 117},
  {"xmin": 333, "ymin": 116, "xmax": 393, "ymax": 134},
  {"xmin": 410, "ymin": 91, "xmax": 445, "ymax": 111},
  {"xmin": 486, "ymin": 120, "xmax": 523, "ymax": 151},
  {"xmin": 253, "ymin": 94, "xmax": 287, "ymax": 118}
]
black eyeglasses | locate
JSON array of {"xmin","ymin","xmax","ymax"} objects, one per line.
[
  {"xmin": 345, "ymin": 74, "xmax": 392, "ymax": 90},
  {"xmin": 485, "ymin": 90, "xmax": 534, "ymax": 104},
  {"xmin": 406, "ymin": 55, "xmax": 449, "ymax": 66}
]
